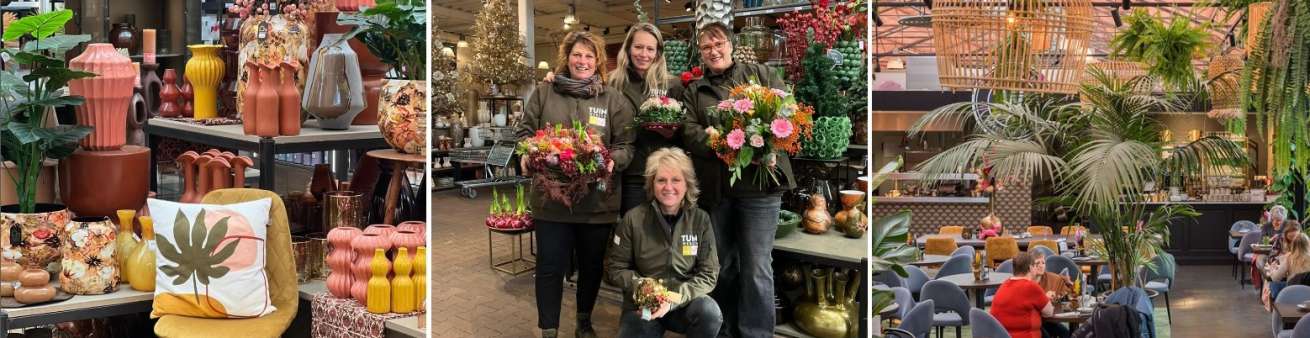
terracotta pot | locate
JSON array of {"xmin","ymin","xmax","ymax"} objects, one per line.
[
  {"xmin": 389, "ymin": 229, "xmax": 423, "ymax": 260},
  {"xmin": 58, "ymin": 146, "xmax": 150, "ymax": 218},
  {"xmin": 254, "ymin": 65, "xmax": 281, "ymax": 137},
  {"xmin": 397, "ymin": 221, "xmax": 425, "ymax": 237},
  {"xmin": 159, "ymin": 69, "xmax": 181, "ymax": 118},
  {"xmin": 323, "ymin": 191, "xmax": 367, "ymax": 232},
  {"xmin": 141, "ymin": 63, "xmax": 163, "ymax": 117},
  {"xmin": 363, "ymin": 224, "xmax": 395, "ymax": 238},
  {"xmin": 1, "ymin": 204, "xmax": 70, "ymax": 269},
  {"xmin": 69, "ymin": 43, "xmax": 135, "ymax": 151},
  {"xmin": 1, "ymin": 260, "xmax": 20, "ymax": 296},
  {"xmin": 236, "ymin": 15, "xmax": 310, "ymax": 117},
  {"xmin": 326, "ymin": 226, "xmax": 360, "ymax": 298},
  {"xmin": 1, "ymin": 160, "xmax": 58, "ymax": 205},
  {"xmin": 377, "ymin": 80, "xmax": 427, "ymax": 154},
  {"xmin": 186, "ymin": 45, "xmax": 225, "ymax": 119},
  {"xmin": 277, "ymin": 65, "xmax": 302, "ymax": 136},
  {"xmin": 180, "ymin": 80, "xmax": 194, "ymax": 117},
  {"xmin": 802, "ymin": 194, "xmax": 833, "ymax": 234},
  {"xmin": 14, "ymin": 268, "xmax": 55, "ymax": 304},
  {"xmin": 350, "ymin": 233, "xmax": 390, "ymax": 303},
  {"xmin": 176, "ymin": 151, "xmax": 200, "ymax": 203},
  {"xmin": 303, "ymin": 33, "xmax": 365, "ymax": 130},
  {"xmin": 241, "ymin": 63, "xmax": 261, "ymax": 135},
  {"xmin": 59, "ymin": 216, "xmax": 119, "ymax": 295}
]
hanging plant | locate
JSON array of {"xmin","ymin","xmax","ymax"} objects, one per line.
[
  {"xmin": 1110, "ymin": 10, "xmax": 1211, "ymax": 92},
  {"xmin": 1238, "ymin": 0, "xmax": 1309, "ymax": 209}
]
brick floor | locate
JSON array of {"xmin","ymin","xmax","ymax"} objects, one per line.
[{"xmin": 428, "ymin": 187, "xmax": 625, "ymax": 338}]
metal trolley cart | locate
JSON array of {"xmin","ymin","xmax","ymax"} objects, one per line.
[{"xmin": 450, "ymin": 141, "xmax": 528, "ymax": 199}]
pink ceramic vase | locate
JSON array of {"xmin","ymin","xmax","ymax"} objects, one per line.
[
  {"xmin": 69, "ymin": 43, "xmax": 135, "ymax": 151},
  {"xmin": 389, "ymin": 229, "xmax": 424, "ymax": 260},
  {"xmin": 397, "ymin": 221, "xmax": 425, "ymax": 237},
  {"xmin": 350, "ymin": 232, "xmax": 390, "ymax": 303},
  {"xmin": 363, "ymin": 224, "xmax": 395, "ymax": 238},
  {"xmin": 326, "ymin": 226, "xmax": 360, "ymax": 298}
]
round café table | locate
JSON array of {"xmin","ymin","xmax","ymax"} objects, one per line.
[
  {"xmin": 937, "ymin": 272, "xmax": 1013, "ymax": 308},
  {"xmin": 1048, "ymin": 310, "xmax": 1093, "ymax": 330},
  {"xmin": 910, "ymin": 254, "xmax": 950, "ymax": 267}
]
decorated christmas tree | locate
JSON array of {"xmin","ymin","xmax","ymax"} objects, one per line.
[
  {"xmin": 467, "ymin": 0, "xmax": 533, "ymax": 89},
  {"xmin": 432, "ymin": 20, "xmax": 462, "ymax": 118}
]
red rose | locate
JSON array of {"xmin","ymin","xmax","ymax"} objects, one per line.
[
  {"xmin": 692, "ymin": 66, "xmax": 703, "ymax": 77},
  {"xmin": 560, "ymin": 149, "xmax": 575, "ymax": 162},
  {"xmin": 681, "ymin": 72, "xmax": 693, "ymax": 85}
]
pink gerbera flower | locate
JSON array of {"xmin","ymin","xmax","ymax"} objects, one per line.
[
  {"xmin": 732, "ymin": 99, "xmax": 754, "ymax": 113},
  {"xmin": 726, "ymin": 129, "xmax": 746, "ymax": 150},
  {"xmin": 770, "ymin": 118, "xmax": 793, "ymax": 138},
  {"xmin": 717, "ymin": 100, "xmax": 733, "ymax": 111}
]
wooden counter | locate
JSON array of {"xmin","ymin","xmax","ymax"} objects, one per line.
[{"xmin": 1145, "ymin": 201, "xmax": 1266, "ymax": 265}]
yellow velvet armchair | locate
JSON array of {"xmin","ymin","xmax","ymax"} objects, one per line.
[
  {"xmin": 924, "ymin": 237, "xmax": 959, "ymax": 256},
  {"xmin": 938, "ymin": 226, "xmax": 964, "ymax": 236},
  {"xmin": 1027, "ymin": 226, "xmax": 1054, "ymax": 236},
  {"xmin": 1029, "ymin": 239, "xmax": 1061, "ymax": 254},
  {"xmin": 154, "ymin": 189, "xmax": 299, "ymax": 338},
  {"xmin": 984, "ymin": 236, "xmax": 1020, "ymax": 268}
]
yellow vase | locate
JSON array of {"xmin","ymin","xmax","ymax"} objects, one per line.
[
  {"xmin": 366, "ymin": 248, "xmax": 390, "ymax": 314},
  {"xmin": 115, "ymin": 209, "xmax": 141, "ymax": 283},
  {"xmin": 414, "ymin": 246, "xmax": 426, "ymax": 311},
  {"xmin": 128, "ymin": 216, "xmax": 156, "ymax": 292},
  {"xmin": 185, "ymin": 44, "xmax": 225, "ymax": 119},
  {"xmin": 391, "ymin": 247, "xmax": 415, "ymax": 313}
]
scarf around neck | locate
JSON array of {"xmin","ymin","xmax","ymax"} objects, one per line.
[{"xmin": 552, "ymin": 72, "xmax": 602, "ymax": 98}]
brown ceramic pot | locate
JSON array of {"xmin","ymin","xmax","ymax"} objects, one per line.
[
  {"xmin": 14, "ymin": 268, "xmax": 55, "ymax": 304},
  {"xmin": 141, "ymin": 63, "xmax": 163, "ymax": 117},
  {"xmin": 58, "ymin": 146, "xmax": 150, "ymax": 218},
  {"xmin": 277, "ymin": 65, "xmax": 302, "ymax": 136}
]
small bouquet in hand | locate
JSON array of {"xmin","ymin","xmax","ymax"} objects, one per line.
[
  {"xmin": 516, "ymin": 122, "xmax": 612, "ymax": 208},
  {"xmin": 636, "ymin": 96, "xmax": 684, "ymax": 138},
  {"xmin": 634, "ymin": 278, "xmax": 681, "ymax": 320},
  {"xmin": 704, "ymin": 80, "xmax": 813, "ymax": 188}
]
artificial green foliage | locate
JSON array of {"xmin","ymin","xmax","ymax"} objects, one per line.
[
  {"xmin": 1238, "ymin": 0, "xmax": 1310, "ymax": 211},
  {"xmin": 339, "ymin": 0, "xmax": 427, "ymax": 80},
  {"xmin": 665, "ymin": 40, "xmax": 693, "ymax": 76},
  {"xmin": 1110, "ymin": 10, "xmax": 1211, "ymax": 91},
  {"xmin": 800, "ymin": 116, "xmax": 851, "ymax": 159},
  {"xmin": 832, "ymin": 39, "xmax": 864, "ymax": 90},
  {"xmin": 795, "ymin": 43, "xmax": 848, "ymax": 117},
  {"xmin": 1, "ymin": 9, "xmax": 95, "ymax": 213},
  {"xmin": 1270, "ymin": 171, "xmax": 1307, "ymax": 221},
  {"xmin": 156, "ymin": 209, "xmax": 242, "ymax": 286},
  {"xmin": 909, "ymin": 70, "xmax": 1249, "ymax": 286}
]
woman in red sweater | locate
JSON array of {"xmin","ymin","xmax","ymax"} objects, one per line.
[{"xmin": 989, "ymin": 252, "xmax": 1059, "ymax": 338}]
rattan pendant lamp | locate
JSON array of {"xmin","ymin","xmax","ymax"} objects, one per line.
[
  {"xmin": 1206, "ymin": 50, "xmax": 1245, "ymax": 120},
  {"xmin": 930, "ymin": 0, "xmax": 1096, "ymax": 94}
]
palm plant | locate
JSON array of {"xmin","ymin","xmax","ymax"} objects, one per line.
[
  {"xmin": 870, "ymin": 157, "xmax": 918, "ymax": 317},
  {"xmin": 908, "ymin": 69, "xmax": 1249, "ymax": 287}
]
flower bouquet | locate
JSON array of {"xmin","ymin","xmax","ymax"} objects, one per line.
[
  {"xmin": 486, "ymin": 185, "xmax": 532, "ymax": 231},
  {"xmin": 636, "ymin": 96, "xmax": 684, "ymax": 139},
  {"xmin": 516, "ymin": 122, "xmax": 613, "ymax": 208},
  {"xmin": 634, "ymin": 277, "xmax": 681, "ymax": 320},
  {"xmin": 704, "ymin": 81, "xmax": 813, "ymax": 188}
]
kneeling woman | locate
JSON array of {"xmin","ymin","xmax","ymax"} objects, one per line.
[{"xmin": 607, "ymin": 148, "xmax": 723, "ymax": 338}]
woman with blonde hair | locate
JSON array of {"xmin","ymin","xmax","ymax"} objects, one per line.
[
  {"xmin": 607, "ymin": 147, "xmax": 722, "ymax": 337},
  {"xmin": 516, "ymin": 30, "xmax": 635, "ymax": 338},
  {"xmin": 1269, "ymin": 224, "xmax": 1309, "ymax": 300}
]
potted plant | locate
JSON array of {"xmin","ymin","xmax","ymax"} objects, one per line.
[
  {"xmin": 1109, "ymin": 10, "xmax": 1211, "ymax": 92},
  {"xmin": 869, "ymin": 157, "xmax": 917, "ymax": 334},
  {"xmin": 1, "ymin": 9, "xmax": 94, "ymax": 268},
  {"xmin": 339, "ymin": 0, "xmax": 427, "ymax": 154}
]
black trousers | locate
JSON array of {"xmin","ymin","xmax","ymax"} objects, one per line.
[{"xmin": 535, "ymin": 219, "xmax": 614, "ymax": 329}]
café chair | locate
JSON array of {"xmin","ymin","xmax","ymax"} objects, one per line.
[
  {"xmin": 985, "ymin": 237, "xmax": 1020, "ymax": 268},
  {"xmin": 1279, "ymin": 313, "xmax": 1310, "ymax": 338},
  {"xmin": 1274, "ymin": 285, "xmax": 1310, "ymax": 337},
  {"xmin": 897, "ymin": 300, "xmax": 935, "ymax": 338},
  {"xmin": 155, "ymin": 188, "xmax": 298, "ymax": 338},
  {"xmin": 926, "ymin": 237, "xmax": 959, "ymax": 256},
  {"xmin": 950, "ymin": 245, "xmax": 976, "ymax": 258},
  {"xmin": 969, "ymin": 308, "xmax": 1012, "ymax": 338},
  {"xmin": 1027, "ymin": 225, "xmax": 1054, "ymax": 236},
  {"xmin": 922, "ymin": 281, "xmax": 971, "ymax": 338},
  {"xmin": 936, "ymin": 255, "xmax": 974, "ymax": 279},
  {"xmin": 939, "ymin": 226, "xmax": 965, "ymax": 236}
]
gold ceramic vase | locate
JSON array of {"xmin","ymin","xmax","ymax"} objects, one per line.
[{"xmin": 185, "ymin": 45, "xmax": 225, "ymax": 119}]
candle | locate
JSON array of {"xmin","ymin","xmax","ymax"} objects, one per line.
[
  {"xmin": 143, "ymin": 29, "xmax": 156, "ymax": 64},
  {"xmin": 132, "ymin": 62, "xmax": 141, "ymax": 87}
]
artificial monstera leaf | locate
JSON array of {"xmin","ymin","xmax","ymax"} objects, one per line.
[{"xmin": 157, "ymin": 209, "xmax": 242, "ymax": 286}]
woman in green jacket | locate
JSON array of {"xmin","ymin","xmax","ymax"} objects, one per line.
[
  {"xmin": 607, "ymin": 147, "xmax": 722, "ymax": 338},
  {"xmin": 515, "ymin": 31, "xmax": 635, "ymax": 338}
]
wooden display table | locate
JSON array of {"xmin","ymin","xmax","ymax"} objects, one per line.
[{"xmin": 366, "ymin": 149, "xmax": 427, "ymax": 225}]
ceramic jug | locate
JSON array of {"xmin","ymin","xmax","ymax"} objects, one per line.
[{"xmin": 127, "ymin": 216, "xmax": 156, "ymax": 291}]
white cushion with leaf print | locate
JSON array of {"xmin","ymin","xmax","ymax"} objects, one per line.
[{"xmin": 146, "ymin": 198, "xmax": 275, "ymax": 319}]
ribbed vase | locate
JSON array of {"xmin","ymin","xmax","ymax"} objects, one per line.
[
  {"xmin": 185, "ymin": 45, "xmax": 225, "ymax": 119},
  {"xmin": 350, "ymin": 233, "xmax": 390, "ymax": 303},
  {"xmin": 326, "ymin": 226, "xmax": 361, "ymax": 298},
  {"xmin": 69, "ymin": 43, "xmax": 135, "ymax": 151}
]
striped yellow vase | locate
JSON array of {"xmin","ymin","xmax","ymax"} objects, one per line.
[
  {"xmin": 184, "ymin": 45, "xmax": 225, "ymax": 119},
  {"xmin": 391, "ymin": 248, "xmax": 415, "ymax": 313},
  {"xmin": 366, "ymin": 248, "xmax": 391, "ymax": 313}
]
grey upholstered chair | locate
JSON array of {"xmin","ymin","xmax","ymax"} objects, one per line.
[
  {"xmin": 1275, "ymin": 285, "xmax": 1310, "ymax": 336},
  {"xmin": 1139, "ymin": 252, "xmax": 1176, "ymax": 323},
  {"xmin": 1231, "ymin": 220, "xmax": 1258, "ymax": 278},
  {"xmin": 936, "ymin": 254, "xmax": 973, "ymax": 279},
  {"xmin": 892, "ymin": 286, "xmax": 915, "ymax": 320},
  {"xmin": 1280, "ymin": 312, "xmax": 1310, "ymax": 338},
  {"xmin": 1239, "ymin": 231, "xmax": 1263, "ymax": 288},
  {"xmin": 897, "ymin": 299, "xmax": 935, "ymax": 338},
  {"xmin": 950, "ymin": 245, "xmax": 976, "ymax": 258},
  {"xmin": 1047, "ymin": 254, "xmax": 1083, "ymax": 285},
  {"xmin": 922, "ymin": 280, "xmax": 971, "ymax": 338},
  {"xmin": 969, "ymin": 308, "xmax": 1012, "ymax": 338},
  {"xmin": 984, "ymin": 259, "xmax": 1014, "ymax": 306},
  {"xmin": 905, "ymin": 265, "xmax": 930, "ymax": 295},
  {"xmin": 874, "ymin": 270, "xmax": 906, "ymax": 288},
  {"xmin": 1030, "ymin": 245, "xmax": 1056, "ymax": 257}
]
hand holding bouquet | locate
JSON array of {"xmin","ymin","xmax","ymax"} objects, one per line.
[
  {"xmin": 636, "ymin": 96, "xmax": 685, "ymax": 139},
  {"xmin": 704, "ymin": 80, "xmax": 814, "ymax": 188},
  {"xmin": 516, "ymin": 122, "xmax": 613, "ymax": 208},
  {"xmin": 634, "ymin": 278, "xmax": 682, "ymax": 320}
]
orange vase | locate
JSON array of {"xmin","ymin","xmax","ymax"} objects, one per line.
[
  {"xmin": 254, "ymin": 65, "xmax": 280, "ymax": 137},
  {"xmin": 68, "ymin": 43, "xmax": 135, "ymax": 151},
  {"xmin": 277, "ymin": 65, "xmax": 302, "ymax": 136},
  {"xmin": 159, "ymin": 69, "xmax": 181, "ymax": 118},
  {"xmin": 241, "ymin": 63, "xmax": 261, "ymax": 135}
]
